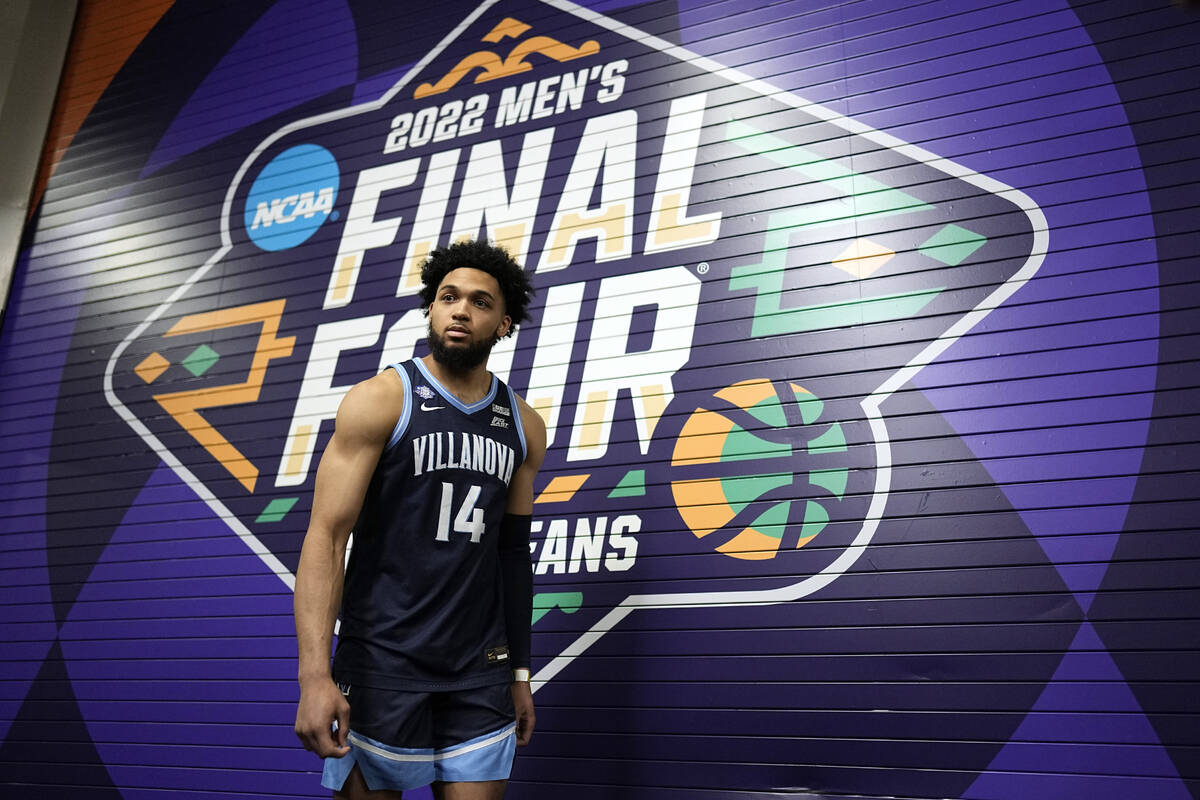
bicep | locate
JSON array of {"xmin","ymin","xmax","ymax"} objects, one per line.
[
  {"xmin": 507, "ymin": 402, "xmax": 547, "ymax": 515},
  {"xmin": 308, "ymin": 431, "xmax": 382, "ymax": 540},
  {"xmin": 307, "ymin": 380, "xmax": 398, "ymax": 541},
  {"xmin": 505, "ymin": 461, "xmax": 536, "ymax": 515}
]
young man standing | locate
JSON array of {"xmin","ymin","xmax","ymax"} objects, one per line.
[{"xmin": 293, "ymin": 239, "xmax": 546, "ymax": 799}]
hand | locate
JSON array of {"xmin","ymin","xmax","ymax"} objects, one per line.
[
  {"xmin": 294, "ymin": 677, "xmax": 351, "ymax": 758},
  {"xmin": 511, "ymin": 680, "xmax": 536, "ymax": 746}
]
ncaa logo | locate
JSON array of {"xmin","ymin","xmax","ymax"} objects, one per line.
[{"xmin": 244, "ymin": 144, "xmax": 339, "ymax": 251}]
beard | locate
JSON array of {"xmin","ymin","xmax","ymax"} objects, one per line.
[{"xmin": 428, "ymin": 324, "xmax": 497, "ymax": 372}]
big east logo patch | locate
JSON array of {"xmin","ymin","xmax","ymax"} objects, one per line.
[{"xmin": 106, "ymin": 0, "xmax": 1045, "ymax": 684}]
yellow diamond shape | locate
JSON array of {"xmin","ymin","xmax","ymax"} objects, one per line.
[
  {"xmin": 134, "ymin": 352, "xmax": 170, "ymax": 384},
  {"xmin": 535, "ymin": 474, "xmax": 590, "ymax": 504},
  {"xmin": 832, "ymin": 238, "xmax": 895, "ymax": 278}
]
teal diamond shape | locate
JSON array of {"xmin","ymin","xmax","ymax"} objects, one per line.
[
  {"xmin": 256, "ymin": 497, "xmax": 299, "ymax": 523},
  {"xmin": 182, "ymin": 344, "xmax": 220, "ymax": 377},
  {"xmin": 919, "ymin": 224, "xmax": 987, "ymax": 266},
  {"xmin": 608, "ymin": 469, "xmax": 646, "ymax": 498}
]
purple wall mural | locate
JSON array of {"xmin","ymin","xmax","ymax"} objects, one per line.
[{"xmin": 1, "ymin": 1, "xmax": 1197, "ymax": 798}]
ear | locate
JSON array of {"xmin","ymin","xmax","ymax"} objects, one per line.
[{"xmin": 497, "ymin": 314, "xmax": 512, "ymax": 339}]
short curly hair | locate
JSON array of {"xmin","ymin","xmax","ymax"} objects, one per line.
[{"xmin": 418, "ymin": 239, "xmax": 535, "ymax": 338}]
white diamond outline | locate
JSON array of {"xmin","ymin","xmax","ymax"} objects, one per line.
[{"xmin": 100, "ymin": 0, "xmax": 1050, "ymax": 692}]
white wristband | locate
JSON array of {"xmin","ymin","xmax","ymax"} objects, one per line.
[{"xmin": 512, "ymin": 668, "xmax": 530, "ymax": 683}]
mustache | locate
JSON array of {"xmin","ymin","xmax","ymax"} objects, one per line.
[{"xmin": 427, "ymin": 324, "xmax": 497, "ymax": 370}]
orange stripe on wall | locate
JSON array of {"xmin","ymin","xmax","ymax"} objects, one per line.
[{"xmin": 29, "ymin": 0, "xmax": 176, "ymax": 219}]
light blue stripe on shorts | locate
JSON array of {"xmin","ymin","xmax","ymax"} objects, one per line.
[{"xmin": 322, "ymin": 723, "xmax": 517, "ymax": 791}]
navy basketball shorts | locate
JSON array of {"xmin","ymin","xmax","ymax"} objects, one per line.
[{"xmin": 321, "ymin": 680, "xmax": 517, "ymax": 792}]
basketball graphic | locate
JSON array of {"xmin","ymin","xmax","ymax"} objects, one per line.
[{"xmin": 671, "ymin": 379, "xmax": 849, "ymax": 560}]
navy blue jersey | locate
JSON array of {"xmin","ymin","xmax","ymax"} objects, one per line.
[{"xmin": 333, "ymin": 359, "xmax": 527, "ymax": 691}]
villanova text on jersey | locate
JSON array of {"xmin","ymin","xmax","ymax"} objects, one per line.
[{"xmin": 411, "ymin": 431, "xmax": 517, "ymax": 485}]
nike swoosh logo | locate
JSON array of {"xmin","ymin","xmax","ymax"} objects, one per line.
[{"xmin": 421, "ymin": 402, "xmax": 445, "ymax": 411}]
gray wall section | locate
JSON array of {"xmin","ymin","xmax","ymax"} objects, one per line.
[{"xmin": 0, "ymin": 0, "xmax": 76, "ymax": 314}]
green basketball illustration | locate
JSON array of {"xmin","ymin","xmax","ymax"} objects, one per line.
[{"xmin": 671, "ymin": 379, "xmax": 848, "ymax": 560}]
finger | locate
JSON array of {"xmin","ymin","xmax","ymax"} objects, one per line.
[
  {"xmin": 315, "ymin": 733, "xmax": 329, "ymax": 754},
  {"xmin": 323, "ymin": 738, "xmax": 350, "ymax": 757},
  {"xmin": 516, "ymin": 713, "xmax": 533, "ymax": 746},
  {"xmin": 336, "ymin": 701, "xmax": 350, "ymax": 750},
  {"xmin": 317, "ymin": 730, "xmax": 348, "ymax": 759},
  {"xmin": 319, "ymin": 743, "xmax": 350, "ymax": 758},
  {"xmin": 297, "ymin": 729, "xmax": 318, "ymax": 753},
  {"xmin": 318, "ymin": 708, "xmax": 349, "ymax": 757}
]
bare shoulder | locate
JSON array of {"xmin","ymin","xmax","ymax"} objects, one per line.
[
  {"xmin": 335, "ymin": 369, "xmax": 406, "ymax": 446},
  {"xmin": 512, "ymin": 392, "xmax": 547, "ymax": 466},
  {"xmin": 506, "ymin": 392, "xmax": 546, "ymax": 513}
]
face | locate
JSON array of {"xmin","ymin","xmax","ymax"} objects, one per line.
[{"xmin": 427, "ymin": 267, "xmax": 511, "ymax": 371}]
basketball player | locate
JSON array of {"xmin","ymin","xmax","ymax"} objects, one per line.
[{"xmin": 293, "ymin": 239, "xmax": 545, "ymax": 799}]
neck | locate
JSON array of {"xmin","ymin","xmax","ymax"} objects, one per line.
[{"xmin": 420, "ymin": 354, "xmax": 492, "ymax": 404}]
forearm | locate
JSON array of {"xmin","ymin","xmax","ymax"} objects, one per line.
[
  {"xmin": 503, "ymin": 400, "xmax": 544, "ymax": 675},
  {"xmin": 498, "ymin": 513, "xmax": 533, "ymax": 669},
  {"xmin": 293, "ymin": 529, "xmax": 347, "ymax": 683}
]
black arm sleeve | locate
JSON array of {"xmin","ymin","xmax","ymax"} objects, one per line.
[{"xmin": 498, "ymin": 513, "xmax": 533, "ymax": 669}]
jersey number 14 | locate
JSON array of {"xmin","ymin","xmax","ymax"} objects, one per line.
[{"xmin": 436, "ymin": 482, "xmax": 485, "ymax": 543}]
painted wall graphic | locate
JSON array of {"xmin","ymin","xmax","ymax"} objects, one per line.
[{"xmin": 1, "ymin": 1, "xmax": 1197, "ymax": 798}]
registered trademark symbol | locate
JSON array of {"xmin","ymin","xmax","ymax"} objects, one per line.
[{"xmin": 696, "ymin": 262, "xmax": 709, "ymax": 275}]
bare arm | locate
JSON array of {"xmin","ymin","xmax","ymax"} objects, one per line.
[
  {"xmin": 505, "ymin": 396, "xmax": 547, "ymax": 746},
  {"xmin": 293, "ymin": 373, "xmax": 402, "ymax": 757},
  {"xmin": 507, "ymin": 397, "xmax": 547, "ymax": 516}
]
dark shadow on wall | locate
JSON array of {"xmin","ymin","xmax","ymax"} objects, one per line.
[{"xmin": 1070, "ymin": 0, "xmax": 1200, "ymax": 796}]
